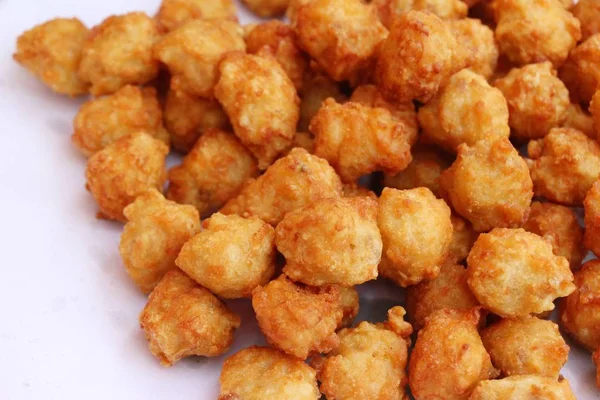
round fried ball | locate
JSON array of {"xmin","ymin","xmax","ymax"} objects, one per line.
[
  {"xmin": 467, "ymin": 228, "xmax": 575, "ymax": 317},
  {"xmin": 243, "ymin": 0, "xmax": 290, "ymax": 17},
  {"xmin": 559, "ymin": 33, "xmax": 600, "ymax": 104},
  {"xmin": 562, "ymin": 102, "xmax": 595, "ymax": 139},
  {"xmin": 298, "ymin": 68, "xmax": 347, "ymax": 132},
  {"xmin": 156, "ymin": 0, "xmax": 237, "ymax": 32},
  {"xmin": 446, "ymin": 214, "xmax": 479, "ymax": 266},
  {"xmin": 373, "ymin": 0, "xmax": 468, "ymax": 29},
  {"xmin": 572, "ymin": 0, "xmax": 600, "ymax": 42},
  {"xmin": 449, "ymin": 18, "xmax": 498, "ymax": 80},
  {"xmin": 585, "ymin": 180, "xmax": 600, "ymax": 257},
  {"xmin": 470, "ymin": 375, "xmax": 577, "ymax": 399}
]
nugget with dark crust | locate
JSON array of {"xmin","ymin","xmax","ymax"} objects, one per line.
[
  {"xmin": 156, "ymin": 0, "xmax": 237, "ymax": 32},
  {"xmin": 469, "ymin": 375, "xmax": 577, "ymax": 399},
  {"xmin": 560, "ymin": 33, "xmax": 600, "ymax": 104},
  {"xmin": 449, "ymin": 18, "xmax": 498, "ymax": 79},
  {"xmin": 585, "ymin": 180, "xmax": 600, "ymax": 257}
]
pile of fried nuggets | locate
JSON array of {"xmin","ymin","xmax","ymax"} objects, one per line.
[{"xmin": 12, "ymin": 0, "xmax": 600, "ymax": 398}]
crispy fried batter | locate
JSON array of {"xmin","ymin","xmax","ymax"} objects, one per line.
[
  {"xmin": 572, "ymin": 0, "xmax": 600, "ymax": 42},
  {"xmin": 449, "ymin": 18, "xmax": 498, "ymax": 79},
  {"xmin": 469, "ymin": 375, "xmax": 577, "ymax": 399},
  {"xmin": 559, "ymin": 33, "xmax": 600, "ymax": 104},
  {"xmin": 156, "ymin": 0, "xmax": 237, "ymax": 32},
  {"xmin": 373, "ymin": 0, "xmax": 467, "ymax": 28},
  {"xmin": 585, "ymin": 180, "xmax": 600, "ymax": 257}
]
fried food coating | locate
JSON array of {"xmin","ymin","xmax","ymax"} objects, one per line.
[
  {"xmin": 13, "ymin": 18, "xmax": 89, "ymax": 96},
  {"xmin": 298, "ymin": 69, "xmax": 347, "ymax": 132},
  {"xmin": 342, "ymin": 183, "xmax": 377, "ymax": 200},
  {"xmin": 78, "ymin": 13, "xmax": 160, "ymax": 96},
  {"xmin": 585, "ymin": 180, "xmax": 600, "ymax": 257},
  {"xmin": 467, "ymin": 228, "xmax": 575, "ymax": 317},
  {"xmin": 337, "ymin": 286, "xmax": 359, "ymax": 329},
  {"xmin": 281, "ymin": 131, "xmax": 315, "ymax": 157},
  {"xmin": 215, "ymin": 53, "xmax": 299, "ymax": 169},
  {"xmin": 221, "ymin": 148, "xmax": 342, "ymax": 226},
  {"xmin": 243, "ymin": 0, "xmax": 290, "ymax": 17},
  {"xmin": 494, "ymin": 0, "xmax": 581, "ymax": 68},
  {"xmin": 252, "ymin": 275, "xmax": 342, "ymax": 359},
  {"xmin": 378, "ymin": 187, "xmax": 453, "ymax": 287},
  {"xmin": 154, "ymin": 19, "xmax": 245, "ymax": 98},
  {"xmin": 373, "ymin": 0, "xmax": 468, "ymax": 29},
  {"xmin": 469, "ymin": 375, "xmax": 577, "ymax": 400},
  {"xmin": 446, "ymin": 214, "xmax": 479, "ymax": 266},
  {"xmin": 276, "ymin": 197, "xmax": 381, "ymax": 286},
  {"xmin": 85, "ymin": 132, "xmax": 169, "ymax": 221},
  {"xmin": 119, "ymin": 190, "xmax": 200, "ymax": 293},
  {"xmin": 494, "ymin": 62, "xmax": 570, "ymax": 141},
  {"xmin": 562, "ymin": 102, "xmax": 595, "ymax": 139},
  {"xmin": 449, "ymin": 18, "xmax": 498, "ymax": 79},
  {"xmin": 572, "ymin": 0, "xmax": 600, "ymax": 42},
  {"xmin": 559, "ymin": 33, "xmax": 600, "ymax": 104},
  {"xmin": 219, "ymin": 346, "xmax": 320, "ymax": 400},
  {"xmin": 523, "ymin": 201, "xmax": 585, "ymax": 270},
  {"xmin": 72, "ymin": 85, "xmax": 169, "ymax": 157},
  {"xmin": 526, "ymin": 127, "xmax": 600, "ymax": 206},
  {"xmin": 440, "ymin": 138, "xmax": 533, "ymax": 233},
  {"xmin": 419, "ymin": 69, "xmax": 510, "ymax": 153},
  {"xmin": 139, "ymin": 269, "xmax": 240, "ymax": 366},
  {"xmin": 409, "ymin": 308, "xmax": 498, "ymax": 400},
  {"xmin": 295, "ymin": 0, "xmax": 387, "ymax": 83},
  {"xmin": 156, "ymin": 0, "xmax": 237, "ymax": 32},
  {"xmin": 311, "ymin": 99, "xmax": 414, "ymax": 183},
  {"xmin": 591, "ymin": 89, "xmax": 600, "ymax": 141}
]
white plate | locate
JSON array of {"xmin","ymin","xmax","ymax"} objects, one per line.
[{"xmin": 0, "ymin": 0, "xmax": 597, "ymax": 399}]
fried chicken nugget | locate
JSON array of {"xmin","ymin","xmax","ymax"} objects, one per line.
[
  {"xmin": 409, "ymin": 308, "xmax": 498, "ymax": 400},
  {"xmin": 585, "ymin": 180, "xmax": 600, "ymax": 257},
  {"xmin": 219, "ymin": 346, "xmax": 320, "ymax": 400},
  {"xmin": 215, "ymin": 53, "xmax": 299, "ymax": 170},
  {"xmin": 154, "ymin": 19, "xmax": 245, "ymax": 98},
  {"xmin": 559, "ymin": 33, "xmax": 600, "ymax": 104},
  {"xmin": 337, "ymin": 286, "xmax": 359, "ymax": 329},
  {"xmin": 13, "ymin": 18, "xmax": 89, "ymax": 96},
  {"xmin": 298, "ymin": 68, "xmax": 347, "ymax": 132},
  {"xmin": 572, "ymin": 0, "xmax": 600, "ymax": 42},
  {"xmin": 527, "ymin": 127, "xmax": 600, "ymax": 206},
  {"xmin": 446, "ymin": 214, "xmax": 479, "ymax": 266},
  {"xmin": 243, "ymin": 0, "xmax": 290, "ymax": 17},
  {"xmin": 449, "ymin": 18, "xmax": 498, "ymax": 80},
  {"xmin": 156, "ymin": 0, "xmax": 237, "ymax": 32},
  {"xmin": 119, "ymin": 189, "xmax": 200, "ymax": 293},
  {"xmin": 562, "ymin": 102, "xmax": 595, "ymax": 139},
  {"xmin": 590, "ymin": 90, "xmax": 600, "ymax": 142},
  {"xmin": 469, "ymin": 375, "xmax": 577, "ymax": 400},
  {"xmin": 252, "ymin": 275, "xmax": 342, "ymax": 359},
  {"xmin": 78, "ymin": 13, "xmax": 160, "ymax": 96},
  {"xmin": 378, "ymin": 187, "xmax": 453, "ymax": 287},
  {"xmin": 373, "ymin": 0, "xmax": 468, "ymax": 29},
  {"xmin": 139, "ymin": 269, "xmax": 240, "ymax": 366},
  {"xmin": 467, "ymin": 228, "xmax": 575, "ymax": 317},
  {"xmin": 440, "ymin": 138, "xmax": 533, "ymax": 233},
  {"xmin": 341, "ymin": 183, "xmax": 377, "ymax": 200},
  {"xmin": 375, "ymin": 10, "xmax": 457, "ymax": 103},
  {"xmin": 85, "ymin": 132, "xmax": 169, "ymax": 221}
]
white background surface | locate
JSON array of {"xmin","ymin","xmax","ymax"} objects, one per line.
[{"xmin": 0, "ymin": 0, "xmax": 597, "ymax": 399}]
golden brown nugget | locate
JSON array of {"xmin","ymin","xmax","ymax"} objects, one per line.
[
  {"xmin": 467, "ymin": 228, "xmax": 575, "ymax": 317},
  {"xmin": 167, "ymin": 129, "xmax": 258, "ymax": 216},
  {"xmin": 405, "ymin": 263, "xmax": 479, "ymax": 331},
  {"xmin": 85, "ymin": 132, "xmax": 169, "ymax": 221},
  {"xmin": 590, "ymin": 89, "xmax": 600, "ymax": 141},
  {"xmin": 311, "ymin": 99, "xmax": 414, "ymax": 183},
  {"xmin": 220, "ymin": 148, "xmax": 342, "ymax": 226},
  {"xmin": 154, "ymin": 19, "xmax": 245, "ymax": 98},
  {"xmin": 341, "ymin": 183, "xmax": 377, "ymax": 200},
  {"xmin": 560, "ymin": 33, "xmax": 600, "ymax": 104},
  {"xmin": 523, "ymin": 201, "xmax": 585, "ymax": 270},
  {"xmin": 298, "ymin": 69, "xmax": 346, "ymax": 132},
  {"xmin": 252, "ymin": 275, "xmax": 342, "ymax": 359},
  {"xmin": 219, "ymin": 346, "xmax": 320, "ymax": 400},
  {"xmin": 139, "ymin": 269, "xmax": 240, "ymax": 366},
  {"xmin": 469, "ymin": 375, "xmax": 577, "ymax": 400},
  {"xmin": 276, "ymin": 197, "xmax": 381, "ymax": 286},
  {"xmin": 78, "ymin": 13, "xmax": 160, "ymax": 96},
  {"xmin": 375, "ymin": 10, "xmax": 457, "ymax": 103},
  {"xmin": 562, "ymin": 102, "xmax": 596, "ymax": 139},
  {"xmin": 281, "ymin": 131, "xmax": 315, "ymax": 157},
  {"xmin": 243, "ymin": 0, "xmax": 290, "ymax": 17},
  {"xmin": 13, "ymin": 18, "xmax": 89, "ymax": 96},
  {"xmin": 527, "ymin": 127, "xmax": 600, "ymax": 206},
  {"xmin": 378, "ymin": 187, "xmax": 453, "ymax": 287},
  {"xmin": 560, "ymin": 260, "xmax": 600, "ymax": 351},
  {"xmin": 585, "ymin": 180, "xmax": 600, "ymax": 257},
  {"xmin": 409, "ymin": 308, "xmax": 498, "ymax": 400},
  {"xmin": 119, "ymin": 190, "xmax": 200, "ymax": 293},
  {"xmin": 295, "ymin": 0, "xmax": 387, "ymax": 83},
  {"xmin": 419, "ymin": 69, "xmax": 510, "ymax": 153},
  {"xmin": 449, "ymin": 18, "xmax": 498, "ymax": 79},
  {"xmin": 337, "ymin": 286, "xmax": 359, "ymax": 329},
  {"xmin": 72, "ymin": 85, "xmax": 169, "ymax": 157},
  {"xmin": 440, "ymin": 138, "xmax": 533, "ymax": 233},
  {"xmin": 215, "ymin": 53, "xmax": 299, "ymax": 170},
  {"xmin": 572, "ymin": 0, "xmax": 600, "ymax": 42},
  {"xmin": 176, "ymin": 213, "xmax": 275, "ymax": 299},
  {"xmin": 156, "ymin": 0, "xmax": 237, "ymax": 32},
  {"xmin": 446, "ymin": 214, "xmax": 479, "ymax": 266},
  {"xmin": 373, "ymin": 0, "xmax": 467, "ymax": 28}
]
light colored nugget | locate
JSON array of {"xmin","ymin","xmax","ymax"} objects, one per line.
[
  {"xmin": 378, "ymin": 187, "xmax": 453, "ymax": 287},
  {"xmin": 139, "ymin": 269, "xmax": 240, "ymax": 366},
  {"xmin": 78, "ymin": 13, "xmax": 160, "ymax": 96},
  {"xmin": 467, "ymin": 228, "xmax": 575, "ymax": 317},
  {"xmin": 13, "ymin": 18, "xmax": 89, "ymax": 96},
  {"xmin": 560, "ymin": 33, "xmax": 600, "ymax": 104},
  {"xmin": 298, "ymin": 67, "xmax": 346, "ymax": 132},
  {"xmin": 572, "ymin": 0, "xmax": 600, "ymax": 42},
  {"xmin": 243, "ymin": 0, "xmax": 290, "ymax": 17},
  {"xmin": 156, "ymin": 0, "xmax": 237, "ymax": 32},
  {"xmin": 469, "ymin": 375, "xmax": 577, "ymax": 400},
  {"xmin": 585, "ymin": 180, "xmax": 600, "ymax": 257},
  {"xmin": 562, "ymin": 102, "xmax": 596, "ymax": 139},
  {"xmin": 119, "ymin": 189, "xmax": 200, "ymax": 293},
  {"xmin": 373, "ymin": 0, "xmax": 467, "ymax": 29},
  {"xmin": 85, "ymin": 132, "xmax": 168, "ymax": 221},
  {"xmin": 446, "ymin": 214, "xmax": 479, "ymax": 266},
  {"xmin": 215, "ymin": 53, "xmax": 299, "ymax": 169},
  {"xmin": 449, "ymin": 18, "xmax": 498, "ymax": 80}
]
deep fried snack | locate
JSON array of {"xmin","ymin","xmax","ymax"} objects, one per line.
[
  {"xmin": 494, "ymin": 0, "xmax": 581, "ymax": 67},
  {"xmin": 252, "ymin": 275, "xmax": 341, "ymax": 359},
  {"xmin": 154, "ymin": 19, "xmax": 245, "ymax": 98},
  {"xmin": 494, "ymin": 62, "xmax": 570, "ymax": 141},
  {"xmin": 467, "ymin": 228, "xmax": 575, "ymax": 317},
  {"xmin": 243, "ymin": 0, "xmax": 290, "ymax": 17},
  {"xmin": 440, "ymin": 138, "xmax": 533, "ymax": 233},
  {"xmin": 298, "ymin": 69, "xmax": 347, "ymax": 132},
  {"xmin": 85, "ymin": 132, "xmax": 168, "ymax": 221},
  {"xmin": 470, "ymin": 375, "xmax": 577, "ymax": 399},
  {"xmin": 562, "ymin": 102, "xmax": 595, "ymax": 139},
  {"xmin": 281, "ymin": 131, "xmax": 315, "ymax": 157},
  {"xmin": 378, "ymin": 187, "xmax": 453, "ymax": 287},
  {"xmin": 276, "ymin": 197, "xmax": 381, "ymax": 286},
  {"xmin": 449, "ymin": 18, "xmax": 498, "ymax": 79},
  {"xmin": 337, "ymin": 286, "xmax": 359, "ymax": 329},
  {"xmin": 446, "ymin": 214, "xmax": 478, "ymax": 266},
  {"xmin": 585, "ymin": 180, "xmax": 600, "ymax": 257},
  {"xmin": 72, "ymin": 85, "xmax": 169, "ymax": 157},
  {"xmin": 559, "ymin": 33, "xmax": 600, "ymax": 104},
  {"xmin": 373, "ymin": 0, "xmax": 467, "ymax": 29},
  {"xmin": 215, "ymin": 53, "xmax": 299, "ymax": 169},
  {"xmin": 376, "ymin": 10, "xmax": 457, "ymax": 103},
  {"xmin": 119, "ymin": 190, "xmax": 200, "ymax": 293},
  {"xmin": 139, "ymin": 269, "xmax": 240, "ymax": 366},
  {"xmin": 219, "ymin": 346, "xmax": 320, "ymax": 400},
  {"xmin": 341, "ymin": 183, "xmax": 377, "ymax": 200},
  {"xmin": 572, "ymin": 0, "xmax": 600, "ymax": 42},
  {"xmin": 156, "ymin": 0, "xmax": 237, "ymax": 32},
  {"xmin": 591, "ymin": 89, "xmax": 600, "ymax": 141},
  {"xmin": 311, "ymin": 99, "xmax": 414, "ymax": 183},
  {"xmin": 523, "ymin": 201, "xmax": 585, "ymax": 270},
  {"xmin": 405, "ymin": 263, "xmax": 479, "ymax": 331},
  {"xmin": 409, "ymin": 308, "xmax": 498, "ymax": 400},
  {"xmin": 295, "ymin": 0, "xmax": 387, "ymax": 83},
  {"xmin": 78, "ymin": 13, "xmax": 160, "ymax": 96},
  {"xmin": 419, "ymin": 69, "xmax": 510, "ymax": 152},
  {"xmin": 527, "ymin": 127, "xmax": 600, "ymax": 206},
  {"xmin": 13, "ymin": 18, "xmax": 89, "ymax": 96}
]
